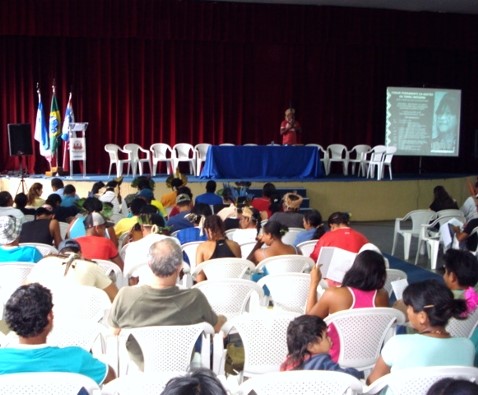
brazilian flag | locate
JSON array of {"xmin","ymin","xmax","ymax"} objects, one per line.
[{"xmin": 49, "ymin": 88, "xmax": 62, "ymax": 155}]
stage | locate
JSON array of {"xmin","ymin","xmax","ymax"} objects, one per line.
[{"xmin": 0, "ymin": 172, "xmax": 472, "ymax": 221}]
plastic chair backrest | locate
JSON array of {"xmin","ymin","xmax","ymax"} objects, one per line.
[
  {"xmin": 151, "ymin": 143, "xmax": 173, "ymax": 158},
  {"xmin": 0, "ymin": 262, "xmax": 35, "ymax": 303},
  {"xmin": 437, "ymin": 209, "xmax": 464, "ymax": 219},
  {"xmin": 255, "ymin": 255, "xmax": 313, "ymax": 275},
  {"xmin": 349, "ymin": 144, "xmax": 372, "ymax": 160},
  {"xmin": 174, "ymin": 143, "xmax": 195, "ymax": 159},
  {"xmin": 240, "ymin": 241, "xmax": 257, "ymax": 259},
  {"xmin": 327, "ymin": 144, "xmax": 348, "ymax": 159},
  {"xmin": 181, "ymin": 241, "xmax": 203, "ymax": 272},
  {"xmin": 104, "ymin": 143, "xmax": 123, "ymax": 160},
  {"xmin": 324, "ymin": 307, "xmax": 405, "ymax": 369},
  {"xmin": 384, "ymin": 268, "xmax": 407, "ymax": 297},
  {"xmin": 383, "ymin": 145, "xmax": 397, "ymax": 164},
  {"xmin": 404, "ymin": 210, "xmax": 437, "ymax": 234},
  {"xmin": 281, "ymin": 227, "xmax": 304, "ymax": 246},
  {"xmin": 93, "ymin": 259, "xmax": 124, "ymax": 288},
  {"xmin": 195, "ymin": 143, "xmax": 211, "ymax": 159},
  {"xmin": 19, "ymin": 242, "xmax": 58, "ymax": 256},
  {"xmin": 193, "ymin": 258, "xmax": 256, "ymax": 280},
  {"xmin": 297, "ymin": 239, "xmax": 318, "ymax": 256},
  {"xmin": 193, "ymin": 278, "xmax": 264, "ymax": 317},
  {"xmin": 447, "ymin": 307, "xmax": 478, "ymax": 338},
  {"xmin": 238, "ymin": 370, "xmax": 363, "ymax": 395}
]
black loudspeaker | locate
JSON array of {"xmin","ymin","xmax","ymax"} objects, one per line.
[
  {"xmin": 474, "ymin": 130, "xmax": 478, "ymax": 159},
  {"xmin": 7, "ymin": 123, "xmax": 33, "ymax": 156}
]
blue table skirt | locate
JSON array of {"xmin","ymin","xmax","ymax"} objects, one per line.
[{"xmin": 200, "ymin": 146, "xmax": 322, "ymax": 179}]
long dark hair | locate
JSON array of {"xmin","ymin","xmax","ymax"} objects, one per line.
[
  {"xmin": 341, "ymin": 250, "xmax": 386, "ymax": 291},
  {"xmin": 304, "ymin": 209, "xmax": 325, "ymax": 240},
  {"xmin": 403, "ymin": 279, "xmax": 467, "ymax": 326},
  {"xmin": 263, "ymin": 220, "xmax": 288, "ymax": 240}
]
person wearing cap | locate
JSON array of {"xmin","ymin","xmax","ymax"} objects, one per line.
[
  {"xmin": 269, "ymin": 192, "xmax": 305, "ymax": 229},
  {"xmin": 108, "ymin": 238, "xmax": 226, "ymax": 371},
  {"xmin": 175, "ymin": 203, "xmax": 211, "ymax": 245},
  {"xmin": 0, "ymin": 216, "xmax": 42, "ymax": 263},
  {"xmin": 114, "ymin": 198, "xmax": 147, "ymax": 237},
  {"xmin": 99, "ymin": 181, "xmax": 121, "ymax": 215},
  {"xmin": 26, "ymin": 239, "xmax": 118, "ymax": 302},
  {"xmin": 0, "ymin": 191, "xmax": 25, "ymax": 224},
  {"xmin": 0, "ymin": 283, "xmax": 115, "ymax": 384},
  {"xmin": 75, "ymin": 212, "xmax": 124, "ymax": 270},
  {"xmin": 280, "ymin": 108, "xmax": 302, "ymax": 145},
  {"xmin": 168, "ymin": 186, "xmax": 194, "ymax": 218},
  {"xmin": 195, "ymin": 181, "xmax": 223, "ymax": 207},
  {"xmin": 19, "ymin": 207, "xmax": 62, "ymax": 249},
  {"xmin": 166, "ymin": 193, "xmax": 194, "ymax": 233},
  {"xmin": 137, "ymin": 188, "xmax": 166, "ymax": 218}
]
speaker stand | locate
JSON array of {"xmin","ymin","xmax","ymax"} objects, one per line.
[{"xmin": 15, "ymin": 154, "xmax": 28, "ymax": 195}]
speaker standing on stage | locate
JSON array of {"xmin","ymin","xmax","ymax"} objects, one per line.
[{"xmin": 280, "ymin": 108, "xmax": 302, "ymax": 145}]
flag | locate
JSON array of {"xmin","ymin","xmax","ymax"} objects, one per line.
[
  {"xmin": 49, "ymin": 85, "xmax": 62, "ymax": 156},
  {"xmin": 34, "ymin": 87, "xmax": 50, "ymax": 158},
  {"xmin": 61, "ymin": 92, "xmax": 74, "ymax": 141}
]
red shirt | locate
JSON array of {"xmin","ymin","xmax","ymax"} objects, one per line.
[
  {"xmin": 309, "ymin": 227, "xmax": 368, "ymax": 262},
  {"xmin": 280, "ymin": 120, "xmax": 301, "ymax": 145},
  {"xmin": 76, "ymin": 235, "xmax": 119, "ymax": 261}
]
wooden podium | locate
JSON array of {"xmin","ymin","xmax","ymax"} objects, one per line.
[{"xmin": 68, "ymin": 122, "xmax": 88, "ymax": 177}]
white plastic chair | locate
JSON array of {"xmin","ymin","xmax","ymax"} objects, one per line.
[
  {"xmin": 192, "ymin": 258, "xmax": 256, "ymax": 280},
  {"xmin": 105, "ymin": 143, "xmax": 130, "ymax": 177},
  {"xmin": 192, "ymin": 278, "xmax": 265, "ymax": 318},
  {"xmin": 324, "ymin": 307, "xmax": 406, "ymax": 370},
  {"xmin": 447, "ymin": 307, "xmax": 478, "ymax": 338},
  {"xmin": 102, "ymin": 372, "xmax": 184, "ymax": 395},
  {"xmin": 150, "ymin": 143, "xmax": 174, "ymax": 175},
  {"xmin": 123, "ymin": 143, "xmax": 152, "ymax": 176},
  {"xmin": 306, "ymin": 144, "xmax": 330, "ymax": 176},
  {"xmin": 118, "ymin": 322, "xmax": 215, "ymax": 374},
  {"xmin": 219, "ymin": 311, "xmax": 299, "ymax": 379},
  {"xmin": 257, "ymin": 273, "xmax": 310, "ymax": 313},
  {"xmin": 172, "ymin": 143, "xmax": 196, "ymax": 175},
  {"xmin": 297, "ymin": 239, "xmax": 318, "ymax": 256},
  {"xmin": 19, "ymin": 242, "xmax": 58, "ymax": 256},
  {"xmin": 327, "ymin": 144, "xmax": 349, "ymax": 175},
  {"xmin": 58, "ymin": 221, "xmax": 69, "ymax": 239},
  {"xmin": 381, "ymin": 145, "xmax": 397, "ymax": 180},
  {"xmin": 243, "ymin": 143, "xmax": 258, "ymax": 146},
  {"xmin": 0, "ymin": 372, "xmax": 100, "ymax": 394},
  {"xmin": 181, "ymin": 241, "xmax": 203, "ymax": 272},
  {"xmin": 0, "ymin": 262, "xmax": 35, "ymax": 303},
  {"xmin": 93, "ymin": 259, "xmax": 124, "ymax": 288},
  {"xmin": 195, "ymin": 143, "xmax": 211, "ymax": 176},
  {"xmin": 238, "ymin": 370, "xmax": 363, "ymax": 395},
  {"xmin": 391, "ymin": 209, "xmax": 437, "ymax": 260},
  {"xmin": 219, "ymin": 143, "xmax": 235, "ymax": 146},
  {"xmin": 365, "ymin": 145, "xmax": 387, "ymax": 180},
  {"xmin": 240, "ymin": 241, "xmax": 258, "ymax": 259},
  {"xmin": 348, "ymin": 144, "xmax": 371, "ymax": 176},
  {"xmin": 384, "ymin": 268, "xmax": 407, "ymax": 297},
  {"xmin": 280, "ymin": 227, "xmax": 305, "ymax": 246},
  {"xmin": 437, "ymin": 209, "xmax": 465, "ymax": 219},
  {"xmin": 363, "ymin": 366, "xmax": 478, "ymax": 395},
  {"xmin": 255, "ymin": 255, "xmax": 314, "ymax": 275}
]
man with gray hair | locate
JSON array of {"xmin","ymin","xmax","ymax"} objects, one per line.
[{"xmin": 108, "ymin": 238, "xmax": 226, "ymax": 370}]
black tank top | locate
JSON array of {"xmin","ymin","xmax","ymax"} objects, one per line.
[{"xmin": 210, "ymin": 239, "xmax": 235, "ymax": 259}]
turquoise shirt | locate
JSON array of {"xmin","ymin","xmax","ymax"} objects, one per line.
[{"xmin": 0, "ymin": 246, "xmax": 42, "ymax": 263}]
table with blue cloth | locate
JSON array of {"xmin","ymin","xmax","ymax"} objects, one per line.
[{"xmin": 200, "ymin": 146, "xmax": 322, "ymax": 179}]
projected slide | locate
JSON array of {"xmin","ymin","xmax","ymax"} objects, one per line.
[{"xmin": 385, "ymin": 87, "xmax": 461, "ymax": 157}]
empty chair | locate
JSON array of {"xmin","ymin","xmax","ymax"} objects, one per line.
[
  {"xmin": 192, "ymin": 258, "xmax": 256, "ymax": 281},
  {"xmin": 324, "ymin": 307, "xmax": 405, "ymax": 370},
  {"xmin": 123, "ymin": 143, "xmax": 152, "ymax": 176},
  {"xmin": 297, "ymin": 239, "xmax": 319, "ymax": 256},
  {"xmin": 105, "ymin": 144, "xmax": 130, "ymax": 177},
  {"xmin": 257, "ymin": 273, "xmax": 310, "ymax": 313},
  {"xmin": 172, "ymin": 143, "xmax": 196, "ymax": 175},
  {"xmin": 150, "ymin": 143, "xmax": 174, "ymax": 175},
  {"xmin": 192, "ymin": 278, "xmax": 264, "ymax": 318},
  {"xmin": 365, "ymin": 145, "xmax": 387, "ymax": 180},
  {"xmin": 238, "ymin": 370, "xmax": 363, "ymax": 395},
  {"xmin": 348, "ymin": 144, "xmax": 371, "ymax": 176},
  {"xmin": 255, "ymin": 255, "xmax": 314, "ymax": 275},
  {"xmin": 363, "ymin": 366, "xmax": 478, "ymax": 395},
  {"xmin": 326, "ymin": 144, "xmax": 349, "ymax": 175},
  {"xmin": 281, "ymin": 227, "xmax": 305, "ymax": 246},
  {"xmin": 381, "ymin": 145, "xmax": 397, "ymax": 180},
  {"xmin": 194, "ymin": 143, "xmax": 211, "ymax": 176},
  {"xmin": 306, "ymin": 144, "xmax": 329, "ymax": 176},
  {"xmin": 391, "ymin": 209, "xmax": 437, "ymax": 261},
  {"xmin": 219, "ymin": 143, "xmax": 235, "ymax": 146}
]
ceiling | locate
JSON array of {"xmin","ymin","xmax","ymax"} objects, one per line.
[{"xmin": 211, "ymin": 0, "xmax": 478, "ymax": 15}]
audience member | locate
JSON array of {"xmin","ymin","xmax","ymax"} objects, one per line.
[
  {"xmin": 280, "ymin": 315, "xmax": 363, "ymax": 379},
  {"xmin": 309, "ymin": 212, "xmax": 368, "ymax": 262},
  {"xmin": 429, "ymin": 185, "xmax": 458, "ymax": 212},
  {"xmin": 137, "ymin": 188, "xmax": 166, "ymax": 217},
  {"xmin": 161, "ymin": 369, "xmax": 228, "ymax": 395},
  {"xmin": 229, "ymin": 206, "xmax": 261, "ymax": 245},
  {"xmin": 251, "ymin": 182, "xmax": 276, "ymax": 219},
  {"xmin": 0, "ymin": 283, "xmax": 115, "ymax": 384},
  {"xmin": 426, "ymin": 378, "xmax": 478, "ymax": 395},
  {"xmin": 0, "ymin": 191, "xmax": 25, "ymax": 224},
  {"xmin": 0, "ymin": 216, "xmax": 42, "ymax": 263},
  {"xmin": 60, "ymin": 184, "xmax": 79, "ymax": 207},
  {"xmin": 169, "ymin": 186, "xmax": 193, "ymax": 218},
  {"xmin": 195, "ymin": 181, "xmax": 223, "ymax": 206},
  {"xmin": 99, "ymin": 180, "xmax": 121, "ymax": 214},
  {"xmin": 75, "ymin": 212, "xmax": 124, "ymax": 270},
  {"xmin": 26, "ymin": 182, "xmax": 45, "ymax": 208},
  {"xmin": 269, "ymin": 192, "xmax": 304, "ymax": 228},
  {"xmin": 175, "ymin": 203, "xmax": 212, "ymax": 245},
  {"xmin": 19, "ymin": 207, "xmax": 62, "ymax": 248},
  {"xmin": 26, "ymin": 239, "xmax": 118, "ymax": 301},
  {"xmin": 13, "ymin": 193, "xmax": 35, "ymax": 215},
  {"xmin": 195, "ymin": 215, "xmax": 241, "ymax": 282},
  {"xmin": 293, "ymin": 209, "xmax": 325, "ymax": 247},
  {"xmin": 307, "ymin": 250, "xmax": 389, "ymax": 362},
  {"xmin": 88, "ymin": 181, "xmax": 105, "ymax": 198},
  {"xmin": 161, "ymin": 177, "xmax": 184, "ymax": 208},
  {"xmin": 452, "ymin": 217, "xmax": 478, "ymax": 252},
  {"xmin": 461, "ymin": 179, "xmax": 478, "ymax": 222},
  {"xmin": 367, "ymin": 279, "xmax": 474, "ymax": 384},
  {"xmin": 50, "ymin": 177, "xmax": 64, "ymax": 197},
  {"xmin": 166, "ymin": 194, "xmax": 194, "ymax": 232},
  {"xmin": 114, "ymin": 197, "xmax": 146, "ymax": 237},
  {"xmin": 44, "ymin": 193, "xmax": 78, "ymax": 223},
  {"xmin": 108, "ymin": 238, "xmax": 226, "ymax": 370}
]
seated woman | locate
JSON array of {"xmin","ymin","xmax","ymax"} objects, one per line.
[
  {"xmin": 229, "ymin": 206, "xmax": 261, "ymax": 245},
  {"xmin": 306, "ymin": 250, "xmax": 389, "ymax": 362},
  {"xmin": 429, "ymin": 185, "xmax": 458, "ymax": 212},
  {"xmin": 26, "ymin": 182, "xmax": 45, "ymax": 208},
  {"xmin": 293, "ymin": 209, "xmax": 325, "ymax": 247},
  {"xmin": 309, "ymin": 212, "xmax": 368, "ymax": 262},
  {"xmin": 19, "ymin": 206, "xmax": 62, "ymax": 248},
  {"xmin": 248, "ymin": 220, "xmax": 300, "ymax": 265},
  {"xmin": 195, "ymin": 215, "xmax": 241, "ymax": 282},
  {"xmin": 367, "ymin": 279, "xmax": 474, "ymax": 384}
]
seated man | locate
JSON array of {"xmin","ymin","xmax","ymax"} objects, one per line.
[
  {"xmin": 0, "ymin": 215, "xmax": 42, "ymax": 263},
  {"xmin": 27, "ymin": 239, "xmax": 118, "ymax": 302},
  {"xmin": 0, "ymin": 283, "xmax": 115, "ymax": 385},
  {"xmin": 108, "ymin": 238, "xmax": 226, "ymax": 370}
]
